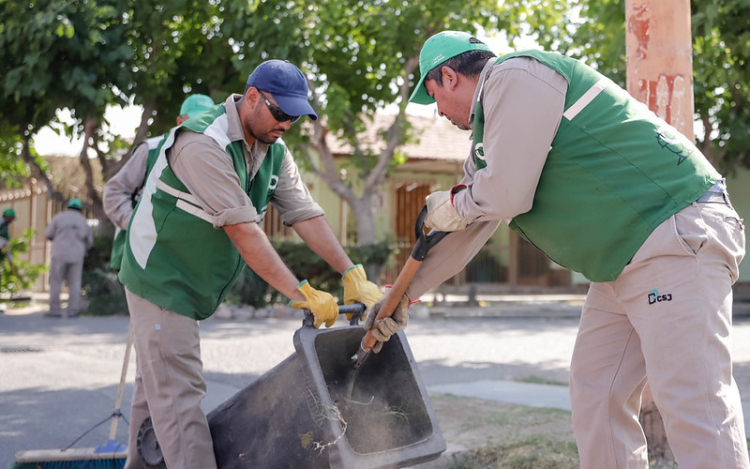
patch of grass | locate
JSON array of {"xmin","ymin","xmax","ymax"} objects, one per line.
[
  {"xmin": 462, "ymin": 405, "xmax": 570, "ymax": 431},
  {"xmin": 451, "ymin": 434, "xmax": 579, "ymax": 469},
  {"xmin": 515, "ymin": 375, "xmax": 569, "ymax": 387}
]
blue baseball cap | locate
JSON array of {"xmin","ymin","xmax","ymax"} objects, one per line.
[
  {"xmin": 68, "ymin": 198, "xmax": 82, "ymax": 209},
  {"xmin": 246, "ymin": 60, "xmax": 318, "ymax": 121}
]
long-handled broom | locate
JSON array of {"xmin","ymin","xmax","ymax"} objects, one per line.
[{"xmin": 13, "ymin": 322, "xmax": 134, "ymax": 469}]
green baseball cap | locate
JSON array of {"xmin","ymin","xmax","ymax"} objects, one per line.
[
  {"xmin": 179, "ymin": 94, "xmax": 215, "ymax": 118},
  {"xmin": 409, "ymin": 31, "xmax": 492, "ymax": 105},
  {"xmin": 3, "ymin": 208, "xmax": 15, "ymax": 217},
  {"xmin": 68, "ymin": 198, "xmax": 82, "ymax": 209}
]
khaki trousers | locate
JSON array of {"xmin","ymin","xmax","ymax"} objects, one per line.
[
  {"xmin": 570, "ymin": 199, "xmax": 748, "ymax": 469},
  {"xmin": 123, "ymin": 288, "xmax": 217, "ymax": 469},
  {"xmin": 49, "ymin": 259, "xmax": 83, "ymax": 316}
]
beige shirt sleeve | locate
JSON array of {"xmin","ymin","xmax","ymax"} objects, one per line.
[
  {"xmin": 169, "ymin": 131, "xmax": 259, "ymax": 228},
  {"xmin": 406, "ymin": 220, "xmax": 501, "ymax": 299},
  {"xmin": 452, "ymin": 56, "xmax": 567, "ymax": 222},
  {"xmin": 103, "ymin": 142, "xmax": 149, "ymax": 230},
  {"xmin": 408, "ymin": 57, "xmax": 568, "ymax": 299},
  {"xmin": 169, "ymin": 132, "xmax": 324, "ymax": 228}
]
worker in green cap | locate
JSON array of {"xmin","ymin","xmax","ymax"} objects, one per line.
[
  {"xmin": 0, "ymin": 208, "xmax": 16, "ymax": 309},
  {"xmin": 45, "ymin": 198, "xmax": 93, "ymax": 318},
  {"xmin": 381, "ymin": 30, "xmax": 747, "ymax": 469},
  {"xmin": 0, "ymin": 208, "xmax": 15, "ymax": 263},
  {"xmin": 104, "ymin": 94, "xmax": 216, "ymax": 270}
]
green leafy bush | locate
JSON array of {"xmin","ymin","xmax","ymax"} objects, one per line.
[
  {"xmin": 1, "ymin": 228, "xmax": 48, "ymax": 295},
  {"xmin": 80, "ymin": 234, "xmax": 128, "ymax": 316},
  {"xmin": 225, "ymin": 267, "xmax": 270, "ymax": 308},
  {"xmin": 81, "ymin": 267, "xmax": 128, "ymax": 316}
]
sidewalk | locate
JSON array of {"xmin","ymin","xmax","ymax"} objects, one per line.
[{"xmin": 429, "ymin": 379, "xmax": 571, "ymax": 410}]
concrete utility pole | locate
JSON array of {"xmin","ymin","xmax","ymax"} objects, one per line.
[
  {"xmin": 626, "ymin": 0, "xmax": 695, "ymax": 141},
  {"xmin": 625, "ymin": 0, "xmax": 694, "ymax": 462}
]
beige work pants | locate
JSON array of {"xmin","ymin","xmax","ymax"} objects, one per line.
[
  {"xmin": 49, "ymin": 258, "xmax": 83, "ymax": 316},
  {"xmin": 123, "ymin": 288, "xmax": 217, "ymax": 469},
  {"xmin": 570, "ymin": 199, "xmax": 748, "ymax": 469}
]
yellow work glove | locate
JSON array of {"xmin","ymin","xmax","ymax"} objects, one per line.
[
  {"xmin": 342, "ymin": 264, "xmax": 383, "ymax": 320},
  {"xmin": 425, "ymin": 188, "xmax": 467, "ymax": 232},
  {"xmin": 289, "ymin": 280, "xmax": 338, "ymax": 329},
  {"xmin": 363, "ymin": 289, "xmax": 410, "ymax": 353}
]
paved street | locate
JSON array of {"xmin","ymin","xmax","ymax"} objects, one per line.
[{"xmin": 2, "ymin": 301, "xmax": 750, "ymax": 468}]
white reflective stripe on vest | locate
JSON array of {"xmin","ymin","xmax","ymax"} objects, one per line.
[
  {"xmin": 175, "ymin": 200, "xmax": 215, "ymax": 224},
  {"xmin": 156, "ymin": 179, "xmax": 202, "ymax": 207},
  {"xmin": 129, "ymin": 129, "xmax": 178, "ymax": 268},
  {"xmin": 156, "ymin": 179, "xmax": 216, "ymax": 224},
  {"xmin": 563, "ymin": 77, "xmax": 611, "ymax": 121}
]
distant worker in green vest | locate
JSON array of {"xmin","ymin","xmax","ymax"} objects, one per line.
[
  {"xmin": 379, "ymin": 31, "xmax": 747, "ymax": 469},
  {"xmin": 103, "ymin": 93, "xmax": 215, "ymax": 270},
  {"xmin": 44, "ymin": 198, "xmax": 94, "ymax": 318},
  {"xmin": 0, "ymin": 208, "xmax": 16, "ymax": 310},
  {"xmin": 117, "ymin": 60, "xmax": 382, "ymax": 469},
  {"xmin": 0, "ymin": 208, "xmax": 15, "ymax": 263}
]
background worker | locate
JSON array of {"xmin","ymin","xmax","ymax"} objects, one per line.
[
  {"xmin": 103, "ymin": 93, "xmax": 215, "ymax": 270},
  {"xmin": 0, "ymin": 208, "xmax": 16, "ymax": 311},
  {"xmin": 118, "ymin": 59, "xmax": 381, "ymax": 469},
  {"xmin": 0, "ymin": 208, "xmax": 15, "ymax": 265},
  {"xmin": 0, "ymin": 207, "xmax": 15, "ymax": 256},
  {"xmin": 369, "ymin": 31, "xmax": 747, "ymax": 469},
  {"xmin": 44, "ymin": 198, "xmax": 94, "ymax": 318}
]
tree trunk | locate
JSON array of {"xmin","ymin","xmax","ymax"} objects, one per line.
[
  {"xmin": 105, "ymin": 100, "xmax": 156, "ymax": 181},
  {"xmin": 626, "ymin": 0, "xmax": 693, "ymax": 462},
  {"xmin": 304, "ymin": 56, "xmax": 418, "ymax": 251},
  {"xmin": 351, "ymin": 196, "xmax": 377, "ymax": 245},
  {"xmin": 79, "ymin": 116, "xmax": 108, "ymax": 225},
  {"xmin": 19, "ymin": 130, "xmax": 65, "ymax": 204}
]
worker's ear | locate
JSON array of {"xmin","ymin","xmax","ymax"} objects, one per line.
[
  {"xmin": 245, "ymin": 87, "xmax": 261, "ymax": 104},
  {"xmin": 441, "ymin": 66, "xmax": 460, "ymax": 91},
  {"xmin": 176, "ymin": 115, "xmax": 188, "ymax": 125}
]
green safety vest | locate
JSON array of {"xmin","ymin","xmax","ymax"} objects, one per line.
[
  {"xmin": 119, "ymin": 104, "xmax": 285, "ymax": 319},
  {"xmin": 109, "ymin": 136, "xmax": 164, "ymax": 270},
  {"xmin": 0, "ymin": 221, "xmax": 9, "ymax": 262},
  {"xmin": 471, "ymin": 51, "xmax": 719, "ymax": 281}
]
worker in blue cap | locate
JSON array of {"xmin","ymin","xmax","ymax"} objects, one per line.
[
  {"xmin": 116, "ymin": 61, "xmax": 382, "ymax": 469},
  {"xmin": 45, "ymin": 198, "xmax": 93, "ymax": 318}
]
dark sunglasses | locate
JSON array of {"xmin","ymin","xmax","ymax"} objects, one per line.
[{"xmin": 257, "ymin": 90, "xmax": 301, "ymax": 123}]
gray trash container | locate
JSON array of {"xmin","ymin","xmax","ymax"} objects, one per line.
[{"xmin": 207, "ymin": 319, "xmax": 446, "ymax": 469}]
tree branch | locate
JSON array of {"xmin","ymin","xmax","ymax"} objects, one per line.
[
  {"xmin": 19, "ymin": 129, "xmax": 65, "ymax": 204},
  {"xmin": 364, "ymin": 56, "xmax": 419, "ymax": 192},
  {"xmin": 79, "ymin": 117, "xmax": 106, "ymax": 222}
]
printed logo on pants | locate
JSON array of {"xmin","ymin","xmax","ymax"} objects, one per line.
[{"xmin": 648, "ymin": 288, "xmax": 673, "ymax": 305}]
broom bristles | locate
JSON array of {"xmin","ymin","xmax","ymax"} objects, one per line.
[{"xmin": 14, "ymin": 447, "xmax": 126, "ymax": 468}]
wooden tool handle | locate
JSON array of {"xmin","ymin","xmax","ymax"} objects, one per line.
[
  {"xmin": 108, "ymin": 321, "xmax": 134, "ymax": 440},
  {"xmin": 360, "ymin": 256, "xmax": 422, "ymax": 352},
  {"xmin": 360, "ymin": 206, "xmax": 449, "ymax": 352}
]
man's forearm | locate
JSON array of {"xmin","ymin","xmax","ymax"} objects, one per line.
[
  {"xmin": 292, "ymin": 216, "xmax": 353, "ymax": 275},
  {"xmin": 223, "ymin": 221, "xmax": 303, "ymax": 300}
]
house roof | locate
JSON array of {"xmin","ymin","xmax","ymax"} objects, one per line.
[{"xmin": 324, "ymin": 112, "xmax": 472, "ymax": 162}]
